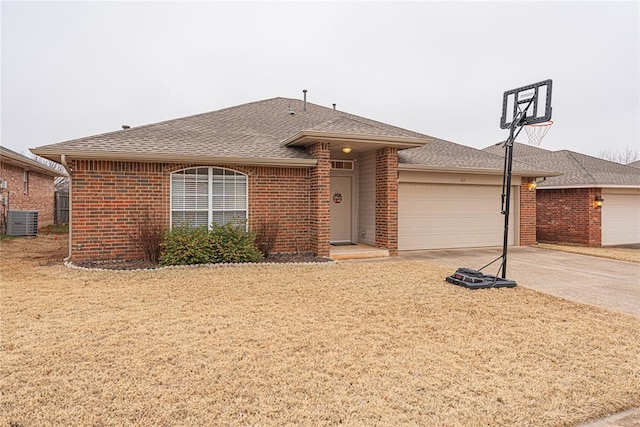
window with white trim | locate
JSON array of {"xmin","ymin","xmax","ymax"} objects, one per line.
[{"xmin": 171, "ymin": 167, "xmax": 247, "ymax": 228}]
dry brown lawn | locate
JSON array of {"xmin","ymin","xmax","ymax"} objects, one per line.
[
  {"xmin": 537, "ymin": 243, "xmax": 640, "ymax": 264},
  {"xmin": 1, "ymin": 235, "xmax": 639, "ymax": 426}
]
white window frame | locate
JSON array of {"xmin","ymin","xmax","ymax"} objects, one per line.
[
  {"xmin": 23, "ymin": 170, "xmax": 29, "ymax": 194},
  {"xmin": 170, "ymin": 167, "xmax": 248, "ymax": 229}
]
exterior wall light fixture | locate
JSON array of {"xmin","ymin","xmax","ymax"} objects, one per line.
[
  {"xmin": 593, "ymin": 195, "xmax": 604, "ymax": 208},
  {"xmin": 527, "ymin": 178, "xmax": 537, "ymax": 191},
  {"xmin": 341, "ymin": 146, "xmax": 352, "ymax": 154}
]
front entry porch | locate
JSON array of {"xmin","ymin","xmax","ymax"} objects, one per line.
[{"xmin": 329, "ymin": 243, "xmax": 390, "ymax": 261}]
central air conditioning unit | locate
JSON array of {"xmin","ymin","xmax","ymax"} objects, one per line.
[{"xmin": 7, "ymin": 210, "xmax": 39, "ymax": 236}]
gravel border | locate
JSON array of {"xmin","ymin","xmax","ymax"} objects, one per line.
[{"xmin": 64, "ymin": 257, "xmax": 337, "ymax": 272}]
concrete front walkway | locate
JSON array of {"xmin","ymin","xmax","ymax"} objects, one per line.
[{"xmin": 399, "ymin": 246, "xmax": 640, "ymax": 318}]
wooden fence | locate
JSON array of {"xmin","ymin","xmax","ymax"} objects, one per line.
[{"xmin": 54, "ymin": 191, "xmax": 69, "ymax": 225}]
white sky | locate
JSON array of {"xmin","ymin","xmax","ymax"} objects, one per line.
[{"xmin": 2, "ymin": 1, "xmax": 638, "ymax": 159}]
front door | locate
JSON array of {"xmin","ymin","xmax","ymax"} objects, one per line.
[{"xmin": 330, "ymin": 176, "xmax": 352, "ymax": 243}]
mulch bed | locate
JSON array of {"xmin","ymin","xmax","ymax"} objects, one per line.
[{"xmin": 73, "ymin": 253, "xmax": 334, "ymax": 270}]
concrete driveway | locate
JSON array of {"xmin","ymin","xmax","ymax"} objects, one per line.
[{"xmin": 400, "ymin": 246, "xmax": 640, "ymax": 318}]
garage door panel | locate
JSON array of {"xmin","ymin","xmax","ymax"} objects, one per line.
[
  {"xmin": 399, "ymin": 183, "xmax": 515, "ymax": 250},
  {"xmin": 602, "ymin": 192, "xmax": 640, "ymax": 245}
]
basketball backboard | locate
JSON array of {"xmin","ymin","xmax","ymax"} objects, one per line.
[{"xmin": 500, "ymin": 79, "xmax": 552, "ymax": 129}]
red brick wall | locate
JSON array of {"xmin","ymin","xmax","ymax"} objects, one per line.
[
  {"xmin": 307, "ymin": 142, "xmax": 331, "ymax": 257},
  {"xmin": 70, "ymin": 160, "xmax": 166, "ymax": 261},
  {"xmin": 0, "ymin": 162, "xmax": 55, "ymax": 226},
  {"xmin": 519, "ymin": 177, "xmax": 537, "ymax": 246},
  {"xmin": 245, "ymin": 166, "xmax": 310, "ymax": 254},
  {"xmin": 376, "ymin": 147, "xmax": 398, "ymax": 256},
  {"xmin": 536, "ymin": 187, "xmax": 602, "ymax": 246},
  {"xmin": 69, "ymin": 160, "xmax": 314, "ymax": 262}
]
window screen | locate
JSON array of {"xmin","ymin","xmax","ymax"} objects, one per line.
[{"xmin": 171, "ymin": 167, "xmax": 247, "ymax": 228}]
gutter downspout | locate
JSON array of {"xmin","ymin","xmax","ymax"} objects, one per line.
[{"xmin": 60, "ymin": 155, "xmax": 72, "ymax": 261}]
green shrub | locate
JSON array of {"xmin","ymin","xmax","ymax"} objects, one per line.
[
  {"xmin": 208, "ymin": 222, "xmax": 264, "ymax": 263},
  {"xmin": 160, "ymin": 225, "xmax": 211, "ymax": 266},
  {"xmin": 160, "ymin": 221, "xmax": 263, "ymax": 266}
]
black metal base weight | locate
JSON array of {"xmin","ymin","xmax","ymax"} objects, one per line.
[{"xmin": 446, "ymin": 268, "xmax": 517, "ymax": 289}]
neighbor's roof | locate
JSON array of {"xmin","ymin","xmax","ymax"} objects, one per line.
[
  {"xmin": 399, "ymin": 138, "xmax": 558, "ymax": 176},
  {"xmin": 482, "ymin": 141, "xmax": 552, "ymax": 158},
  {"xmin": 31, "ymin": 97, "xmax": 431, "ymax": 166},
  {"xmin": 628, "ymin": 159, "xmax": 640, "ymax": 168},
  {"xmin": 482, "ymin": 143, "xmax": 640, "ymax": 188},
  {"xmin": 0, "ymin": 146, "xmax": 66, "ymax": 177}
]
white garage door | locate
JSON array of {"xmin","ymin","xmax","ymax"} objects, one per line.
[
  {"xmin": 399, "ymin": 183, "xmax": 516, "ymax": 250},
  {"xmin": 601, "ymin": 191, "xmax": 640, "ymax": 245}
]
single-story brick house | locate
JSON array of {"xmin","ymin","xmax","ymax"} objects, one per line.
[
  {"xmin": 0, "ymin": 146, "xmax": 65, "ymax": 230},
  {"xmin": 484, "ymin": 143, "xmax": 640, "ymax": 246},
  {"xmin": 32, "ymin": 96, "xmax": 555, "ymax": 262}
]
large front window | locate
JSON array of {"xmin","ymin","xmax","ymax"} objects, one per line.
[{"xmin": 171, "ymin": 167, "xmax": 247, "ymax": 228}]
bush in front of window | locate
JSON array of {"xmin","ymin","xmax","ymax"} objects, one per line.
[
  {"xmin": 160, "ymin": 225, "xmax": 212, "ymax": 266},
  {"xmin": 160, "ymin": 221, "xmax": 263, "ymax": 266},
  {"xmin": 208, "ymin": 221, "xmax": 264, "ymax": 264}
]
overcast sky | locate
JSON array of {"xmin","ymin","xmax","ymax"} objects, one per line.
[{"xmin": 2, "ymin": 1, "xmax": 638, "ymax": 160}]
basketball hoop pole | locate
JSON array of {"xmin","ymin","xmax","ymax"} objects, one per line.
[
  {"xmin": 501, "ymin": 120, "xmax": 517, "ymax": 278},
  {"xmin": 500, "ymin": 98, "xmax": 532, "ymax": 278},
  {"xmin": 445, "ymin": 79, "xmax": 552, "ymax": 289}
]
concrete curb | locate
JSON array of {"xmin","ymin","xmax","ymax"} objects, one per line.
[{"xmin": 579, "ymin": 407, "xmax": 640, "ymax": 426}]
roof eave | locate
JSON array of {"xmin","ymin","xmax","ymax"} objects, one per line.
[
  {"xmin": 284, "ymin": 131, "xmax": 429, "ymax": 150},
  {"xmin": 539, "ymin": 184, "xmax": 640, "ymax": 190},
  {"xmin": 29, "ymin": 149, "xmax": 317, "ymax": 168},
  {"xmin": 0, "ymin": 149, "xmax": 67, "ymax": 177},
  {"xmin": 398, "ymin": 163, "xmax": 561, "ymax": 177}
]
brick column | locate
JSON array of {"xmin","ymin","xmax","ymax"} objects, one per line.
[
  {"xmin": 308, "ymin": 142, "xmax": 331, "ymax": 257},
  {"xmin": 587, "ymin": 188, "xmax": 602, "ymax": 247},
  {"xmin": 376, "ymin": 147, "xmax": 398, "ymax": 256},
  {"xmin": 519, "ymin": 177, "xmax": 537, "ymax": 246}
]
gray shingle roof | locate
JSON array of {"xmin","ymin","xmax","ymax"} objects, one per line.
[
  {"xmin": 399, "ymin": 138, "xmax": 554, "ymax": 175},
  {"xmin": 516, "ymin": 150, "xmax": 640, "ymax": 187},
  {"xmin": 628, "ymin": 159, "xmax": 640, "ymax": 168},
  {"xmin": 482, "ymin": 142, "xmax": 640, "ymax": 187},
  {"xmin": 482, "ymin": 141, "xmax": 552, "ymax": 157},
  {"xmin": 30, "ymin": 96, "xmax": 556, "ymax": 176},
  {"xmin": 33, "ymin": 97, "xmax": 430, "ymax": 163}
]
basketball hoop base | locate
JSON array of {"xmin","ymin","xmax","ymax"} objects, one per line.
[{"xmin": 446, "ymin": 268, "xmax": 517, "ymax": 289}]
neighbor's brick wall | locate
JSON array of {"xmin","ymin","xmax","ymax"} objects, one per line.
[
  {"xmin": 536, "ymin": 187, "xmax": 602, "ymax": 247},
  {"xmin": 69, "ymin": 160, "xmax": 314, "ymax": 262},
  {"xmin": 376, "ymin": 147, "xmax": 398, "ymax": 256},
  {"xmin": 0, "ymin": 162, "xmax": 55, "ymax": 226},
  {"xmin": 519, "ymin": 177, "xmax": 537, "ymax": 246}
]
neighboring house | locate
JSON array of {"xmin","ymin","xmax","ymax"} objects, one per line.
[
  {"xmin": 32, "ymin": 96, "xmax": 555, "ymax": 262},
  {"xmin": 483, "ymin": 143, "xmax": 640, "ymax": 246},
  {"xmin": 0, "ymin": 146, "xmax": 66, "ymax": 230}
]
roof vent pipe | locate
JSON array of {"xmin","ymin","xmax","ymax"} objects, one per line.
[
  {"xmin": 303, "ymin": 89, "xmax": 307, "ymax": 111},
  {"xmin": 333, "ymin": 103, "xmax": 336, "ymax": 110}
]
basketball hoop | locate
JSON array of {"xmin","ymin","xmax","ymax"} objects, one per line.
[{"xmin": 524, "ymin": 120, "xmax": 553, "ymax": 146}]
